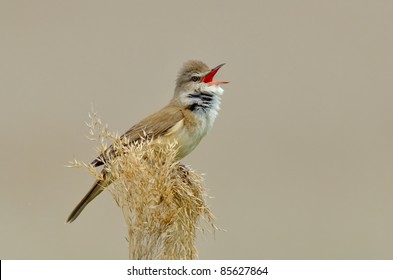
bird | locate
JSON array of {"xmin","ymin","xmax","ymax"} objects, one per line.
[{"xmin": 66, "ymin": 60, "xmax": 228, "ymax": 223}]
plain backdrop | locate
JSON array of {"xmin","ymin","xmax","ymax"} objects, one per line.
[{"xmin": 1, "ymin": 0, "xmax": 393, "ymax": 259}]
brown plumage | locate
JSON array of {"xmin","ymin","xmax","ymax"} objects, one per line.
[
  {"xmin": 66, "ymin": 60, "xmax": 227, "ymax": 223},
  {"xmin": 91, "ymin": 104, "xmax": 185, "ymax": 167}
]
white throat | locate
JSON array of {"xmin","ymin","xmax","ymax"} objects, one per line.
[
  {"xmin": 183, "ymin": 84, "xmax": 224, "ymax": 131},
  {"xmin": 171, "ymin": 84, "xmax": 224, "ymax": 159},
  {"xmin": 197, "ymin": 84, "xmax": 223, "ymax": 127}
]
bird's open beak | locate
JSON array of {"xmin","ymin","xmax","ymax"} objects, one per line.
[{"xmin": 201, "ymin": 63, "xmax": 229, "ymax": 85}]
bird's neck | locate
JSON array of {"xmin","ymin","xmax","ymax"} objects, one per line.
[
  {"xmin": 166, "ymin": 85, "xmax": 224, "ymax": 159},
  {"xmin": 185, "ymin": 85, "xmax": 223, "ymax": 130},
  {"xmin": 181, "ymin": 84, "xmax": 223, "ymax": 111}
]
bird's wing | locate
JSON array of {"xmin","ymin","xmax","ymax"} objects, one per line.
[{"xmin": 91, "ymin": 104, "xmax": 184, "ymax": 167}]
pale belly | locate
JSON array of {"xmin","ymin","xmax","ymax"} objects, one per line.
[
  {"xmin": 162, "ymin": 117, "xmax": 210, "ymax": 160},
  {"xmin": 174, "ymin": 130, "xmax": 204, "ymax": 160}
]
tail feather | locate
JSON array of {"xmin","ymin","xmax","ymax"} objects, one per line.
[{"xmin": 66, "ymin": 172, "xmax": 111, "ymax": 223}]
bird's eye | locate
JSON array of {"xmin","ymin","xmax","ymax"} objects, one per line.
[{"xmin": 191, "ymin": 76, "xmax": 199, "ymax": 82}]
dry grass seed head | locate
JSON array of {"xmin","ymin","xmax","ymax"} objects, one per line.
[{"xmin": 72, "ymin": 112, "xmax": 215, "ymax": 259}]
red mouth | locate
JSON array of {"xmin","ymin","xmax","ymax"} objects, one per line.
[{"xmin": 201, "ymin": 63, "xmax": 229, "ymax": 85}]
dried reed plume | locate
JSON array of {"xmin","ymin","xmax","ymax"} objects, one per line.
[{"xmin": 69, "ymin": 111, "xmax": 216, "ymax": 259}]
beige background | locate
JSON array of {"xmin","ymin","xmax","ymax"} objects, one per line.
[{"xmin": 1, "ymin": 0, "xmax": 393, "ymax": 259}]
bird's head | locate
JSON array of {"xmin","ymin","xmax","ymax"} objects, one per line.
[{"xmin": 174, "ymin": 60, "xmax": 228, "ymax": 103}]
